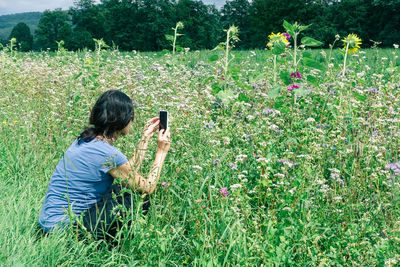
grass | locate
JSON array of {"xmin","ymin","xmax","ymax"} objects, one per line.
[{"xmin": 0, "ymin": 47, "xmax": 399, "ymax": 265}]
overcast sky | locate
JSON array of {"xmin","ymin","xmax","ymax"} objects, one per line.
[{"xmin": 0, "ymin": 0, "xmax": 225, "ymax": 16}]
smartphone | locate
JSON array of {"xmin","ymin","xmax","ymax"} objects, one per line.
[{"xmin": 159, "ymin": 110, "xmax": 168, "ymax": 131}]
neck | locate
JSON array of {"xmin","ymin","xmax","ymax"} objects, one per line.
[{"xmin": 96, "ymin": 134, "xmax": 118, "ymax": 145}]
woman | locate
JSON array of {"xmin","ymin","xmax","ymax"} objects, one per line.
[{"xmin": 38, "ymin": 90, "xmax": 171, "ymax": 239}]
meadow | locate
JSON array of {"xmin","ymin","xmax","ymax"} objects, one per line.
[{"xmin": 0, "ymin": 44, "xmax": 399, "ymax": 265}]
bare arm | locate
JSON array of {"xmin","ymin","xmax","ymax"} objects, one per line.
[{"xmin": 109, "ymin": 119, "xmax": 171, "ymax": 194}]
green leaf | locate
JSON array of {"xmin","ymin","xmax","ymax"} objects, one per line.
[
  {"xmin": 274, "ymin": 100, "xmax": 285, "ymax": 109},
  {"xmin": 272, "ymin": 42, "xmax": 286, "ymax": 55},
  {"xmin": 303, "ymin": 51, "xmax": 312, "ymax": 59},
  {"xmin": 283, "ymin": 20, "xmax": 295, "ymax": 36},
  {"xmin": 165, "ymin": 34, "xmax": 173, "ymax": 41},
  {"xmin": 268, "ymin": 85, "xmax": 282, "ymax": 99},
  {"xmin": 217, "ymin": 89, "xmax": 235, "ymax": 104},
  {"xmin": 298, "ymin": 25, "xmax": 310, "ymax": 32},
  {"xmin": 280, "ymin": 71, "xmax": 291, "ymax": 85},
  {"xmin": 307, "ymin": 75, "xmax": 319, "ymax": 86},
  {"xmin": 303, "ymin": 57, "xmax": 326, "ymax": 71},
  {"xmin": 294, "ymin": 86, "xmax": 308, "ymax": 96},
  {"xmin": 211, "ymin": 83, "xmax": 222, "ymax": 95},
  {"xmin": 208, "ymin": 54, "xmax": 219, "ymax": 62},
  {"xmin": 238, "ymin": 92, "xmax": 249, "ymax": 102},
  {"xmin": 301, "ymin": 36, "xmax": 323, "ymax": 47},
  {"xmin": 353, "ymin": 91, "xmax": 367, "ymax": 102},
  {"xmin": 73, "ymin": 72, "xmax": 82, "ymax": 80},
  {"xmin": 204, "ymin": 76, "xmax": 214, "ymax": 83}
]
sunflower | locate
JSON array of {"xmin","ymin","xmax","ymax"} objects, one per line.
[
  {"xmin": 266, "ymin": 32, "xmax": 289, "ymax": 49},
  {"xmin": 342, "ymin": 33, "xmax": 362, "ymax": 54}
]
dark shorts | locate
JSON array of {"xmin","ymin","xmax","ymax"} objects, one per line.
[{"xmin": 77, "ymin": 184, "xmax": 150, "ymax": 240}]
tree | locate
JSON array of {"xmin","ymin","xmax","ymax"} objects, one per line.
[
  {"xmin": 35, "ymin": 9, "xmax": 72, "ymax": 51},
  {"xmin": 69, "ymin": 0, "xmax": 106, "ymax": 49},
  {"xmin": 249, "ymin": 0, "xmax": 321, "ymax": 48},
  {"xmin": 221, "ymin": 0, "xmax": 251, "ymax": 49},
  {"xmin": 8, "ymin": 22, "xmax": 33, "ymax": 51},
  {"xmin": 175, "ymin": 0, "xmax": 222, "ymax": 50},
  {"xmin": 101, "ymin": 0, "xmax": 176, "ymax": 51}
]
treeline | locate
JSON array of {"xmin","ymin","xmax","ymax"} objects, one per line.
[{"xmin": 3, "ymin": 0, "xmax": 400, "ymax": 52}]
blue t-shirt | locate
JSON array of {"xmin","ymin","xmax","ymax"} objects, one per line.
[{"xmin": 39, "ymin": 138, "xmax": 128, "ymax": 232}]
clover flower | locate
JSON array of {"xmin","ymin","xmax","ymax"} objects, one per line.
[
  {"xmin": 219, "ymin": 187, "xmax": 229, "ymax": 196},
  {"xmin": 342, "ymin": 34, "xmax": 362, "ymax": 54}
]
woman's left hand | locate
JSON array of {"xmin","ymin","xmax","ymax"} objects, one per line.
[{"xmin": 143, "ymin": 117, "xmax": 159, "ymax": 138}]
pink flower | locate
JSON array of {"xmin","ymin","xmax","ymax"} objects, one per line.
[
  {"xmin": 290, "ymin": 72, "xmax": 302, "ymax": 79},
  {"xmin": 219, "ymin": 187, "xmax": 229, "ymax": 196},
  {"xmin": 287, "ymin": 84, "xmax": 299, "ymax": 91},
  {"xmin": 161, "ymin": 182, "xmax": 167, "ymax": 187},
  {"xmin": 283, "ymin": 32, "xmax": 291, "ymax": 40}
]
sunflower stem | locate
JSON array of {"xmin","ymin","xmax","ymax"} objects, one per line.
[
  {"xmin": 293, "ymin": 33, "xmax": 298, "ymax": 69},
  {"xmin": 342, "ymin": 43, "xmax": 349, "ymax": 76},
  {"xmin": 273, "ymin": 55, "xmax": 277, "ymax": 85}
]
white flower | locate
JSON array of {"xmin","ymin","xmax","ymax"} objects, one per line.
[
  {"xmin": 223, "ymin": 137, "xmax": 230, "ymax": 145},
  {"xmin": 394, "ymin": 44, "xmax": 399, "ymax": 49},
  {"xmin": 193, "ymin": 165, "xmax": 203, "ymax": 170}
]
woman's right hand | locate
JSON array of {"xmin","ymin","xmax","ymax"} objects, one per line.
[{"xmin": 157, "ymin": 128, "xmax": 171, "ymax": 152}]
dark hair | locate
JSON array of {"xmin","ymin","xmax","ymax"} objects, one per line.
[{"xmin": 78, "ymin": 90, "xmax": 134, "ymax": 143}]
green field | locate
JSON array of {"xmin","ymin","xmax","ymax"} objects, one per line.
[{"xmin": 0, "ymin": 47, "xmax": 399, "ymax": 265}]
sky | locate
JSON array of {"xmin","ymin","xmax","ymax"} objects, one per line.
[{"xmin": 0, "ymin": 0, "xmax": 226, "ymax": 16}]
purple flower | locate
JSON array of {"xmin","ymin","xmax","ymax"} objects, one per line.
[
  {"xmin": 229, "ymin": 162, "xmax": 238, "ymax": 170},
  {"xmin": 290, "ymin": 72, "xmax": 302, "ymax": 80},
  {"xmin": 287, "ymin": 84, "xmax": 299, "ymax": 91},
  {"xmin": 219, "ymin": 187, "xmax": 229, "ymax": 196},
  {"xmin": 386, "ymin": 162, "xmax": 400, "ymax": 175},
  {"xmin": 262, "ymin": 108, "xmax": 274, "ymax": 115},
  {"xmin": 365, "ymin": 87, "xmax": 378, "ymax": 93},
  {"xmin": 161, "ymin": 182, "xmax": 168, "ymax": 187},
  {"xmin": 283, "ymin": 32, "xmax": 291, "ymax": 40},
  {"xmin": 213, "ymin": 158, "xmax": 220, "ymax": 165}
]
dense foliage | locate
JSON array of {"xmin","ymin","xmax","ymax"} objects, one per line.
[
  {"xmin": 8, "ymin": 22, "xmax": 33, "ymax": 51},
  {"xmin": 0, "ymin": 37, "xmax": 399, "ymax": 264},
  {"xmin": 1, "ymin": 0, "xmax": 400, "ymax": 51}
]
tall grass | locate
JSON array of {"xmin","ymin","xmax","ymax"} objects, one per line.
[{"xmin": 0, "ymin": 47, "xmax": 399, "ymax": 265}]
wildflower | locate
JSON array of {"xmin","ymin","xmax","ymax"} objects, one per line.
[
  {"xmin": 385, "ymin": 162, "xmax": 400, "ymax": 175},
  {"xmin": 394, "ymin": 44, "xmax": 399, "ymax": 49},
  {"xmin": 213, "ymin": 158, "xmax": 220, "ymax": 165},
  {"xmin": 266, "ymin": 32, "xmax": 289, "ymax": 49},
  {"xmin": 2, "ymin": 121, "xmax": 5, "ymax": 124},
  {"xmin": 193, "ymin": 165, "xmax": 203, "ymax": 170},
  {"xmin": 282, "ymin": 32, "xmax": 291, "ymax": 40},
  {"xmin": 342, "ymin": 33, "xmax": 362, "ymax": 54},
  {"xmin": 287, "ymin": 84, "xmax": 299, "ymax": 91},
  {"xmin": 230, "ymin": 184, "xmax": 242, "ymax": 190},
  {"xmin": 290, "ymin": 72, "xmax": 302, "ymax": 79},
  {"xmin": 161, "ymin": 182, "xmax": 168, "ymax": 187},
  {"xmin": 219, "ymin": 187, "xmax": 229, "ymax": 196},
  {"xmin": 262, "ymin": 108, "xmax": 274, "ymax": 115},
  {"xmin": 229, "ymin": 162, "xmax": 238, "ymax": 170}
]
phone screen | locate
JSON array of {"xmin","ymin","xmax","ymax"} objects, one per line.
[{"xmin": 159, "ymin": 111, "xmax": 168, "ymax": 131}]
